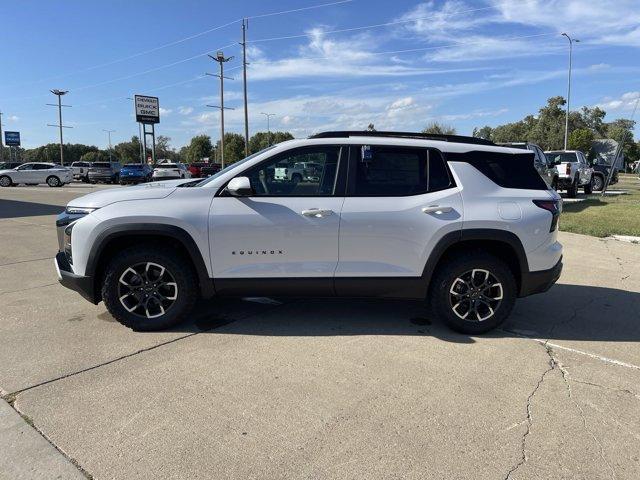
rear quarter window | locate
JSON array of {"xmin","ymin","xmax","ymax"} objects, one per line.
[{"xmin": 446, "ymin": 151, "xmax": 548, "ymax": 190}]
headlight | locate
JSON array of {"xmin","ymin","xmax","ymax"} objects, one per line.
[
  {"xmin": 65, "ymin": 206, "xmax": 97, "ymax": 215},
  {"xmin": 64, "ymin": 223, "xmax": 74, "ymax": 264}
]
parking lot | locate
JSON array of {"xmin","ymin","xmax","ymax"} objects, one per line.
[{"xmin": 1, "ymin": 183, "xmax": 639, "ymax": 479}]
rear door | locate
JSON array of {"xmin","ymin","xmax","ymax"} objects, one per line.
[
  {"xmin": 336, "ymin": 145, "xmax": 463, "ymax": 282},
  {"xmin": 209, "ymin": 145, "xmax": 346, "ymax": 287}
]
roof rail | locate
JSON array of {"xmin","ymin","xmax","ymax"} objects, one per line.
[{"xmin": 308, "ymin": 130, "xmax": 495, "ymax": 146}]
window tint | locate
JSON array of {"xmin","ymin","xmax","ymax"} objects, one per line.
[
  {"xmin": 353, "ymin": 146, "xmax": 451, "ymax": 196},
  {"xmin": 242, "ymin": 146, "xmax": 340, "ymax": 196},
  {"xmin": 33, "ymin": 164, "xmax": 52, "ymax": 170}
]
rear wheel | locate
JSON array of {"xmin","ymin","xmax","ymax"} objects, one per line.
[
  {"xmin": 583, "ymin": 176, "xmax": 593, "ymax": 194},
  {"xmin": 102, "ymin": 246, "xmax": 198, "ymax": 331},
  {"xmin": 567, "ymin": 178, "xmax": 578, "ymax": 198},
  {"xmin": 551, "ymin": 177, "xmax": 558, "ymax": 191},
  {"xmin": 46, "ymin": 176, "xmax": 61, "ymax": 187},
  {"xmin": 592, "ymin": 174, "xmax": 604, "ymax": 191},
  {"xmin": 431, "ymin": 252, "xmax": 516, "ymax": 334}
]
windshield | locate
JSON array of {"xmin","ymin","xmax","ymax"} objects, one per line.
[
  {"xmin": 545, "ymin": 152, "xmax": 577, "ymax": 163},
  {"xmin": 156, "ymin": 163, "xmax": 177, "ymax": 168},
  {"xmin": 196, "ymin": 146, "xmax": 277, "ymax": 186},
  {"xmin": 122, "ymin": 164, "xmax": 144, "ymax": 169}
]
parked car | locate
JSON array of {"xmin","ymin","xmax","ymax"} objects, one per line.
[
  {"xmin": 88, "ymin": 161, "xmax": 122, "ymax": 184},
  {"xmin": 119, "ymin": 163, "xmax": 153, "ymax": 185},
  {"xmin": 0, "ymin": 162, "xmax": 72, "ymax": 187},
  {"xmin": 152, "ymin": 162, "xmax": 191, "ymax": 181},
  {"xmin": 273, "ymin": 161, "xmax": 324, "ymax": 183},
  {"xmin": 544, "ymin": 150, "xmax": 593, "ymax": 197},
  {"xmin": 0, "ymin": 161, "xmax": 22, "ymax": 170},
  {"xmin": 56, "ymin": 131, "xmax": 562, "ymax": 335},
  {"xmin": 591, "ymin": 159, "xmax": 618, "ymax": 191},
  {"xmin": 70, "ymin": 161, "xmax": 92, "ymax": 182},
  {"xmin": 497, "ymin": 142, "xmax": 559, "ymax": 189},
  {"xmin": 187, "ymin": 162, "xmax": 206, "ymax": 178},
  {"xmin": 200, "ymin": 163, "xmax": 222, "ymax": 177}
]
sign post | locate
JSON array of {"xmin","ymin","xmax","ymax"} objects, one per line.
[{"xmin": 134, "ymin": 95, "xmax": 160, "ymax": 164}]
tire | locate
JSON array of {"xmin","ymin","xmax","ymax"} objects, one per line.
[
  {"xmin": 46, "ymin": 176, "xmax": 61, "ymax": 188},
  {"xmin": 0, "ymin": 175, "xmax": 11, "ymax": 187},
  {"xmin": 291, "ymin": 173, "xmax": 302, "ymax": 184},
  {"xmin": 567, "ymin": 178, "xmax": 578, "ymax": 198},
  {"xmin": 592, "ymin": 174, "xmax": 604, "ymax": 191},
  {"xmin": 551, "ymin": 177, "xmax": 558, "ymax": 191},
  {"xmin": 583, "ymin": 176, "xmax": 593, "ymax": 194},
  {"xmin": 101, "ymin": 245, "xmax": 198, "ymax": 331},
  {"xmin": 430, "ymin": 252, "xmax": 516, "ymax": 334}
]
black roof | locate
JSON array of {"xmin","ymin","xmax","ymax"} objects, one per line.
[{"xmin": 309, "ymin": 130, "xmax": 495, "ymax": 146}]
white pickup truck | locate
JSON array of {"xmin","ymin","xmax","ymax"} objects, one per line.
[{"xmin": 544, "ymin": 150, "xmax": 593, "ymax": 197}]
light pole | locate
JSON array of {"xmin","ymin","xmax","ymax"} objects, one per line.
[
  {"xmin": 103, "ymin": 129, "xmax": 115, "ymax": 162},
  {"xmin": 260, "ymin": 112, "xmax": 275, "ymax": 145},
  {"xmin": 561, "ymin": 33, "xmax": 579, "ymax": 150},
  {"xmin": 207, "ymin": 51, "xmax": 234, "ymax": 168},
  {"xmin": 48, "ymin": 89, "xmax": 70, "ymax": 165}
]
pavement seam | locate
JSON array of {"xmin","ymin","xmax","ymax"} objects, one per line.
[
  {"xmin": 0, "ymin": 256, "xmax": 53, "ymax": 267},
  {"xmin": 3, "ymin": 397, "xmax": 94, "ymax": 479},
  {"xmin": 0, "ymin": 282, "xmax": 58, "ymax": 296}
]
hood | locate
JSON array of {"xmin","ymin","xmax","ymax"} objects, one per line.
[{"xmin": 66, "ymin": 179, "xmax": 194, "ymax": 209}]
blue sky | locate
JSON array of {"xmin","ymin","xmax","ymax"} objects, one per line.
[{"xmin": 1, "ymin": 0, "xmax": 639, "ymax": 150}]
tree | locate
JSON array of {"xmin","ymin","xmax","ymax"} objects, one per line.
[
  {"xmin": 155, "ymin": 135, "xmax": 175, "ymax": 160},
  {"xmin": 214, "ymin": 133, "xmax": 245, "ymax": 164},
  {"xmin": 185, "ymin": 135, "xmax": 212, "ymax": 163},
  {"xmin": 366, "ymin": 123, "xmax": 376, "ymax": 131},
  {"xmin": 80, "ymin": 150, "xmax": 110, "ymax": 163},
  {"xmin": 568, "ymin": 128, "xmax": 595, "ymax": 155},
  {"xmin": 422, "ymin": 122, "xmax": 456, "ymax": 135},
  {"xmin": 114, "ymin": 136, "xmax": 142, "ymax": 164},
  {"xmin": 248, "ymin": 131, "xmax": 294, "ymax": 154},
  {"xmin": 472, "ymin": 126, "xmax": 493, "ymax": 140}
]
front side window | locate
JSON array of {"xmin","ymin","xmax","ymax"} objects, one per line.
[
  {"xmin": 352, "ymin": 146, "xmax": 452, "ymax": 196},
  {"xmin": 17, "ymin": 164, "xmax": 33, "ymax": 170},
  {"xmin": 242, "ymin": 146, "xmax": 341, "ymax": 196}
]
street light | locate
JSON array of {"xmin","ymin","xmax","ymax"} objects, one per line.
[
  {"xmin": 260, "ymin": 112, "xmax": 276, "ymax": 145},
  {"xmin": 103, "ymin": 129, "xmax": 115, "ymax": 162},
  {"xmin": 49, "ymin": 89, "xmax": 69, "ymax": 165},
  {"xmin": 561, "ymin": 33, "xmax": 579, "ymax": 150}
]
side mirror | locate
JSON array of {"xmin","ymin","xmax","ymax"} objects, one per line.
[{"xmin": 227, "ymin": 176, "xmax": 253, "ymax": 196}]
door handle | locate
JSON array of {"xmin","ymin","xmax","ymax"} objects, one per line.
[
  {"xmin": 301, "ymin": 208, "xmax": 334, "ymax": 218},
  {"xmin": 421, "ymin": 205, "xmax": 453, "ymax": 214}
]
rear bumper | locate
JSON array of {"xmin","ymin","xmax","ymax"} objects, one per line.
[
  {"xmin": 55, "ymin": 252, "xmax": 98, "ymax": 304},
  {"xmin": 120, "ymin": 176, "xmax": 146, "ymax": 183},
  {"xmin": 152, "ymin": 175, "xmax": 180, "ymax": 180},
  {"xmin": 519, "ymin": 257, "xmax": 562, "ymax": 297}
]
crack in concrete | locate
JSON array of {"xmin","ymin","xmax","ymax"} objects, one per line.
[
  {"xmin": 504, "ymin": 347, "xmax": 556, "ymax": 480},
  {"xmin": 551, "ymin": 351, "xmax": 617, "ymax": 480},
  {"xmin": 571, "ymin": 378, "xmax": 640, "ymax": 400},
  {"xmin": 0, "ymin": 282, "xmax": 58, "ymax": 297},
  {"xmin": 546, "ymin": 297, "xmax": 595, "ymax": 339},
  {"xmin": 602, "ymin": 239, "xmax": 630, "ymax": 283}
]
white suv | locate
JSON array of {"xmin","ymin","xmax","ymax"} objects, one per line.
[{"xmin": 55, "ymin": 132, "xmax": 563, "ymax": 334}]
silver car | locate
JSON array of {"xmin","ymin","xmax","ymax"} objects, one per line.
[{"xmin": 0, "ymin": 162, "xmax": 73, "ymax": 187}]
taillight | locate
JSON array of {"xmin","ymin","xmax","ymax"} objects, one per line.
[{"xmin": 533, "ymin": 199, "xmax": 561, "ymax": 232}]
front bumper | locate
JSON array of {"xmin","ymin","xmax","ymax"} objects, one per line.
[
  {"xmin": 519, "ymin": 257, "xmax": 563, "ymax": 297},
  {"xmin": 55, "ymin": 251, "xmax": 98, "ymax": 304}
]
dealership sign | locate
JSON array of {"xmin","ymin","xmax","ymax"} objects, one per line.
[
  {"xmin": 4, "ymin": 131, "xmax": 20, "ymax": 146},
  {"xmin": 134, "ymin": 95, "xmax": 160, "ymax": 124}
]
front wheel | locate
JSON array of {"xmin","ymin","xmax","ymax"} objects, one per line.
[
  {"xmin": 592, "ymin": 175, "xmax": 604, "ymax": 191},
  {"xmin": 0, "ymin": 175, "xmax": 12, "ymax": 187},
  {"xmin": 101, "ymin": 246, "xmax": 198, "ymax": 331},
  {"xmin": 430, "ymin": 252, "xmax": 516, "ymax": 334}
]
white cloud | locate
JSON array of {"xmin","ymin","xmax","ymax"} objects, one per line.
[
  {"xmin": 7, "ymin": 115, "xmax": 19, "ymax": 122},
  {"xmin": 595, "ymin": 91, "xmax": 640, "ymax": 111},
  {"xmin": 159, "ymin": 107, "xmax": 172, "ymax": 116},
  {"xmin": 178, "ymin": 106, "xmax": 193, "ymax": 115}
]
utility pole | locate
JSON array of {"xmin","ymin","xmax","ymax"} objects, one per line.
[
  {"xmin": 240, "ymin": 18, "xmax": 250, "ymax": 156},
  {"xmin": 0, "ymin": 111, "xmax": 4, "ymax": 163},
  {"xmin": 206, "ymin": 51, "xmax": 234, "ymax": 168},
  {"xmin": 561, "ymin": 33, "xmax": 579, "ymax": 150},
  {"xmin": 47, "ymin": 90, "xmax": 71, "ymax": 165},
  {"xmin": 260, "ymin": 112, "xmax": 276, "ymax": 145},
  {"xmin": 103, "ymin": 129, "xmax": 115, "ymax": 162}
]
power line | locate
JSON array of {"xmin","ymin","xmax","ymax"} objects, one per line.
[{"xmin": 247, "ymin": 0, "xmax": 353, "ymax": 19}]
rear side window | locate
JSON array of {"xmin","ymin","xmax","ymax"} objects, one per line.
[
  {"xmin": 351, "ymin": 146, "xmax": 453, "ymax": 196},
  {"xmin": 447, "ymin": 151, "xmax": 548, "ymax": 190}
]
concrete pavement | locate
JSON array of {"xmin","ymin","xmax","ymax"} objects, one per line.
[{"xmin": 1, "ymin": 185, "xmax": 639, "ymax": 479}]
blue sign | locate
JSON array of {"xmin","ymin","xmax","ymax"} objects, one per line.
[{"xmin": 4, "ymin": 131, "xmax": 20, "ymax": 147}]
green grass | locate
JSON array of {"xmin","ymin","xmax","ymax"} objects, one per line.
[{"xmin": 559, "ymin": 173, "xmax": 640, "ymax": 238}]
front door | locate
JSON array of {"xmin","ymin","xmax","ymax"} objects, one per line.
[
  {"xmin": 209, "ymin": 145, "xmax": 345, "ymax": 294},
  {"xmin": 335, "ymin": 145, "xmax": 463, "ymax": 295}
]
